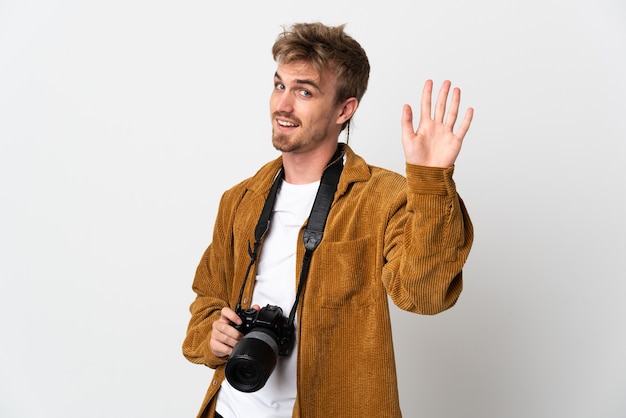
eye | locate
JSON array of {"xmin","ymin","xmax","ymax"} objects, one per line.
[
  {"xmin": 299, "ymin": 89, "xmax": 312, "ymax": 98},
  {"xmin": 275, "ymin": 82, "xmax": 285, "ymax": 91}
]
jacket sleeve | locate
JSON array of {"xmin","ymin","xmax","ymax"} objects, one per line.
[
  {"xmin": 382, "ymin": 164, "xmax": 474, "ymax": 315},
  {"xmin": 182, "ymin": 192, "xmax": 236, "ymax": 369}
]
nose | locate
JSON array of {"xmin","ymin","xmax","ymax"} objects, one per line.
[{"xmin": 272, "ymin": 90, "xmax": 294, "ymax": 114}]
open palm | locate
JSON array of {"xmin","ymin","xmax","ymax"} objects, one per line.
[{"xmin": 401, "ymin": 80, "xmax": 474, "ymax": 168}]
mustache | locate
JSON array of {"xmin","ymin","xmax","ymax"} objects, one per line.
[{"xmin": 272, "ymin": 112, "xmax": 301, "ymax": 126}]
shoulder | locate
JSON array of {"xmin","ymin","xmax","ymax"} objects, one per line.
[
  {"xmin": 217, "ymin": 156, "xmax": 283, "ymax": 212},
  {"xmin": 369, "ymin": 165, "xmax": 406, "ymax": 187},
  {"xmin": 223, "ymin": 157, "xmax": 283, "ymax": 196},
  {"xmin": 343, "ymin": 145, "xmax": 406, "ymax": 193}
]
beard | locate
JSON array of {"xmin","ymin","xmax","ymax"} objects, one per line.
[{"xmin": 271, "ymin": 114, "xmax": 332, "ymax": 153}]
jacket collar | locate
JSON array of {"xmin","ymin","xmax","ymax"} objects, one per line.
[{"xmin": 246, "ymin": 143, "xmax": 371, "ymax": 199}]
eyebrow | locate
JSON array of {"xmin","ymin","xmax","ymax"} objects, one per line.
[{"xmin": 274, "ymin": 71, "xmax": 323, "ymax": 93}]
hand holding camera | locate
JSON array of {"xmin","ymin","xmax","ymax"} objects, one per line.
[
  {"xmin": 225, "ymin": 304, "xmax": 296, "ymax": 393},
  {"xmin": 209, "ymin": 305, "xmax": 259, "ymax": 358}
]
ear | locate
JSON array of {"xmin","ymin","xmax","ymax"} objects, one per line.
[{"xmin": 335, "ymin": 97, "xmax": 359, "ymax": 126}]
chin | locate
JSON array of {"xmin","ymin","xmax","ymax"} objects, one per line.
[{"xmin": 272, "ymin": 134, "xmax": 299, "ymax": 153}]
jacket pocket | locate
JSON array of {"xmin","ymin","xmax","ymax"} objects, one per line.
[{"xmin": 309, "ymin": 235, "xmax": 381, "ymax": 308}]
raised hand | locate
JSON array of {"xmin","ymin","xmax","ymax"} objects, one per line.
[{"xmin": 401, "ymin": 80, "xmax": 474, "ymax": 168}]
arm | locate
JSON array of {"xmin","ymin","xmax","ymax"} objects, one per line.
[
  {"xmin": 182, "ymin": 192, "xmax": 242, "ymax": 367},
  {"xmin": 382, "ymin": 80, "xmax": 474, "ymax": 314},
  {"xmin": 383, "ymin": 164, "xmax": 473, "ymax": 314},
  {"xmin": 182, "ymin": 244, "xmax": 232, "ymax": 368}
]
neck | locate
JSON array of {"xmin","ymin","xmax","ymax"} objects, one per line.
[{"xmin": 282, "ymin": 142, "xmax": 339, "ymax": 185}]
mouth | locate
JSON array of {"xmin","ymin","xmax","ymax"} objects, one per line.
[
  {"xmin": 276, "ymin": 119, "xmax": 300, "ymax": 128},
  {"xmin": 273, "ymin": 112, "xmax": 301, "ymax": 130},
  {"xmin": 276, "ymin": 118, "xmax": 300, "ymax": 128}
]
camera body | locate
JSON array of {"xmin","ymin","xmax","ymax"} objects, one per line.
[
  {"xmin": 225, "ymin": 304, "xmax": 295, "ymax": 392},
  {"xmin": 232, "ymin": 304, "xmax": 295, "ymax": 356}
]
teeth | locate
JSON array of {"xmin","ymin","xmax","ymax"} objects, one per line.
[{"xmin": 278, "ymin": 120, "xmax": 298, "ymax": 127}]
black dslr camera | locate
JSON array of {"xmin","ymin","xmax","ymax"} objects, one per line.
[{"xmin": 225, "ymin": 304, "xmax": 295, "ymax": 393}]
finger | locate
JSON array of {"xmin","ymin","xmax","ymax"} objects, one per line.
[
  {"xmin": 445, "ymin": 87, "xmax": 461, "ymax": 129},
  {"xmin": 210, "ymin": 339, "xmax": 232, "ymax": 358},
  {"xmin": 213, "ymin": 319, "xmax": 243, "ymax": 341},
  {"xmin": 420, "ymin": 79, "xmax": 434, "ymax": 121},
  {"xmin": 210, "ymin": 324, "xmax": 239, "ymax": 357},
  {"xmin": 210, "ymin": 330, "xmax": 237, "ymax": 357},
  {"xmin": 251, "ymin": 304, "xmax": 261, "ymax": 311},
  {"xmin": 433, "ymin": 80, "xmax": 451, "ymax": 122},
  {"xmin": 401, "ymin": 104, "xmax": 415, "ymax": 138},
  {"xmin": 455, "ymin": 107, "xmax": 474, "ymax": 141},
  {"xmin": 221, "ymin": 306, "xmax": 242, "ymax": 325}
]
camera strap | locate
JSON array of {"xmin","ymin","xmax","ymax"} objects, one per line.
[{"xmin": 234, "ymin": 145, "xmax": 345, "ymax": 327}]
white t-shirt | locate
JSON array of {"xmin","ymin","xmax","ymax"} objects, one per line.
[{"xmin": 216, "ymin": 179, "xmax": 319, "ymax": 418}]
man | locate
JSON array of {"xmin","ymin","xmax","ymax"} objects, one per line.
[{"xmin": 183, "ymin": 22, "xmax": 474, "ymax": 418}]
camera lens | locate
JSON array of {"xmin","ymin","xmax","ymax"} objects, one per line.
[
  {"xmin": 225, "ymin": 330, "xmax": 279, "ymax": 392},
  {"xmin": 232, "ymin": 362, "xmax": 257, "ymax": 382}
]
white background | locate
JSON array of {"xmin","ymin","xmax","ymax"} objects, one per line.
[{"xmin": 1, "ymin": 0, "xmax": 625, "ymax": 417}]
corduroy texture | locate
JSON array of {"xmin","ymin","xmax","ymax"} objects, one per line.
[{"xmin": 182, "ymin": 144, "xmax": 473, "ymax": 418}]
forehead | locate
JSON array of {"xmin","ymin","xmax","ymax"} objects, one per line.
[{"xmin": 275, "ymin": 60, "xmax": 335, "ymax": 89}]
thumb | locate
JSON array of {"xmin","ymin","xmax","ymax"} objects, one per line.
[{"xmin": 401, "ymin": 104, "xmax": 415, "ymax": 138}]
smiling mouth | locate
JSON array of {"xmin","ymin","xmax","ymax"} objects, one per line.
[{"xmin": 277, "ymin": 119, "xmax": 300, "ymax": 127}]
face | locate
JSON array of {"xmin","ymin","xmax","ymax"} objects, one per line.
[{"xmin": 270, "ymin": 61, "xmax": 347, "ymax": 154}]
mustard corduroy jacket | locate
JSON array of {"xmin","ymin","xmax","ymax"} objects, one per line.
[{"xmin": 183, "ymin": 144, "xmax": 473, "ymax": 417}]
